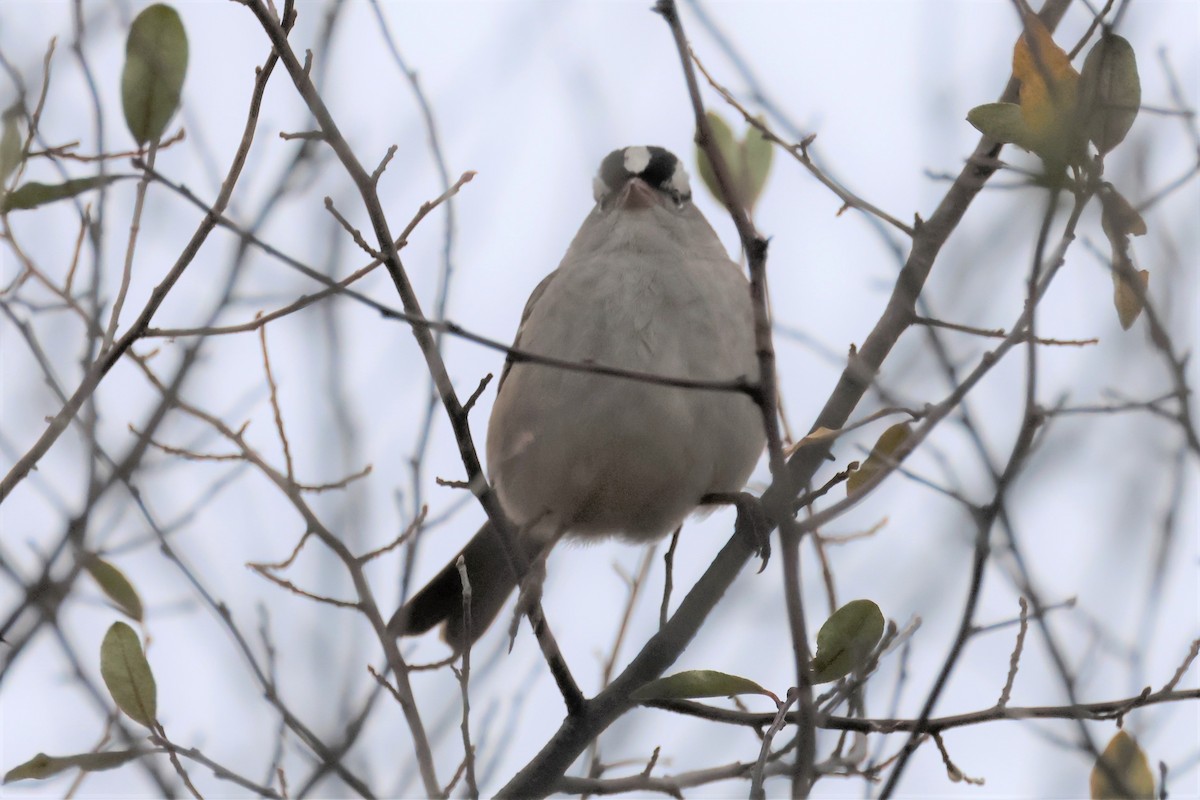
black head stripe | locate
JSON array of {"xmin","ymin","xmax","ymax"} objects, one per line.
[
  {"xmin": 599, "ymin": 148, "xmax": 632, "ymax": 193},
  {"xmin": 637, "ymin": 146, "xmax": 678, "ymax": 187},
  {"xmin": 598, "ymin": 146, "xmax": 683, "ymax": 196}
]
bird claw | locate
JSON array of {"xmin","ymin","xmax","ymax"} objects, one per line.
[
  {"xmin": 732, "ymin": 492, "xmax": 772, "ymax": 572},
  {"xmin": 704, "ymin": 491, "xmax": 771, "ymax": 571},
  {"xmin": 506, "ymin": 554, "xmax": 548, "ymax": 652}
]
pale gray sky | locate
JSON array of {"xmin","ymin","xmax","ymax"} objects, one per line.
[{"xmin": 2, "ymin": 1, "xmax": 1197, "ymax": 797}]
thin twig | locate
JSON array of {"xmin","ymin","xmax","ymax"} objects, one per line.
[
  {"xmin": 688, "ymin": 48, "xmax": 913, "ymax": 236},
  {"xmin": 1163, "ymin": 638, "xmax": 1200, "ymax": 693},
  {"xmin": 259, "ymin": 323, "xmax": 295, "ymax": 483},
  {"xmin": 659, "ymin": 528, "xmax": 680, "ymax": 630},
  {"xmin": 453, "ymin": 556, "xmax": 479, "ymax": 799},
  {"xmin": 750, "ymin": 688, "xmax": 799, "ymax": 799},
  {"xmin": 914, "ymin": 315, "xmax": 1098, "ymax": 346},
  {"xmin": 654, "ymin": 4, "xmax": 818, "ymax": 793},
  {"xmin": 996, "ymin": 597, "xmax": 1029, "ymax": 708},
  {"xmin": 323, "ymin": 196, "xmax": 381, "ymax": 259}
]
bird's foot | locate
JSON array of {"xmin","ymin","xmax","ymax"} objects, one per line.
[{"xmin": 703, "ymin": 491, "xmax": 772, "ymax": 571}]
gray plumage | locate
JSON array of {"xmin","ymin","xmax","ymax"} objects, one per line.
[{"xmin": 388, "ymin": 146, "xmax": 765, "ymax": 649}]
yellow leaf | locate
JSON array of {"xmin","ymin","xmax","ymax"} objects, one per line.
[
  {"xmin": 1012, "ymin": 14, "xmax": 1082, "ymax": 164},
  {"xmin": 1090, "ymin": 730, "xmax": 1155, "ymax": 798},
  {"xmin": 1113, "ymin": 268, "xmax": 1149, "ymax": 331},
  {"xmin": 1100, "ymin": 185, "xmax": 1147, "ymax": 238},
  {"xmin": 787, "ymin": 426, "xmax": 841, "ymax": 456},
  {"xmin": 847, "ymin": 423, "xmax": 911, "ymax": 496},
  {"xmin": 804, "ymin": 426, "xmax": 840, "ymax": 442}
]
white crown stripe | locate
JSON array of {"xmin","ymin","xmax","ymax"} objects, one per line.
[
  {"xmin": 623, "ymin": 146, "xmax": 652, "ymax": 175},
  {"xmin": 668, "ymin": 162, "xmax": 691, "ymax": 198}
]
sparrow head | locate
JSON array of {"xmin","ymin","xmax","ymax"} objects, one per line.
[{"xmin": 593, "ymin": 146, "xmax": 692, "ymax": 211}]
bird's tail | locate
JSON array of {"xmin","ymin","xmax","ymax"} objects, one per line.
[{"xmin": 387, "ymin": 521, "xmax": 528, "ymax": 650}]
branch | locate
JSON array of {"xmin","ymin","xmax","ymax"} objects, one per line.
[
  {"xmin": 653, "ymin": 1, "xmax": 817, "ymax": 793},
  {"xmin": 647, "ymin": 687, "xmax": 1199, "ymax": 733},
  {"xmin": 0, "ymin": 36, "xmax": 281, "ymax": 502},
  {"xmin": 497, "ymin": 1, "xmax": 1075, "ymax": 796}
]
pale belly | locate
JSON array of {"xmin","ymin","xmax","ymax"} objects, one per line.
[{"xmin": 488, "ymin": 369, "xmax": 763, "ymax": 542}]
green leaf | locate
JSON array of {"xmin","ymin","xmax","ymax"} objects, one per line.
[
  {"xmin": 696, "ymin": 110, "xmax": 736, "ymax": 207},
  {"xmin": 966, "ymin": 103, "xmax": 1039, "ymax": 152},
  {"xmin": 121, "ymin": 3, "xmax": 189, "ymax": 145},
  {"xmin": 631, "ymin": 669, "xmax": 777, "ymax": 702},
  {"xmin": 0, "ymin": 105, "xmax": 23, "ymax": 183},
  {"xmin": 740, "ymin": 120, "xmax": 774, "ymax": 210},
  {"xmin": 1079, "ymin": 32, "xmax": 1140, "ymax": 155},
  {"xmin": 100, "ymin": 622, "xmax": 157, "ymax": 728},
  {"xmin": 846, "ymin": 422, "xmax": 912, "ymax": 496},
  {"xmin": 810, "ymin": 599, "xmax": 885, "ymax": 683},
  {"xmin": 1090, "ymin": 730, "xmax": 1155, "ymax": 798},
  {"xmin": 4, "ymin": 750, "xmax": 146, "ymax": 783},
  {"xmin": 84, "ymin": 555, "xmax": 144, "ymax": 622},
  {"xmin": 0, "ymin": 175, "xmax": 121, "ymax": 213},
  {"xmin": 696, "ymin": 111, "xmax": 775, "ymax": 211}
]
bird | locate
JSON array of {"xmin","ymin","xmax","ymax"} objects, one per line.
[{"xmin": 387, "ymin": 145, "xmax": 766, "ymax": 649}]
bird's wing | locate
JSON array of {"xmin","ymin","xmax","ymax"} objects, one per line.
[{"xmin": 496, "ymin": 268, "xmax": 560, "ymax": 394}]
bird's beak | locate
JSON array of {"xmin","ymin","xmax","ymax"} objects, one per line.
[{"xmin": 618, "ymin": 177, "xmax": 661, "ymax": 210}]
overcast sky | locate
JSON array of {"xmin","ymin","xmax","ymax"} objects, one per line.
[{"xmin": 2, "ymin": 1, "xmax": 1198, "ymax": 798}]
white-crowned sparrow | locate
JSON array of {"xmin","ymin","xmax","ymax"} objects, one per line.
[{"xmin": 388, "ymin": 145, "xmax": 765, "ymax": 648}]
